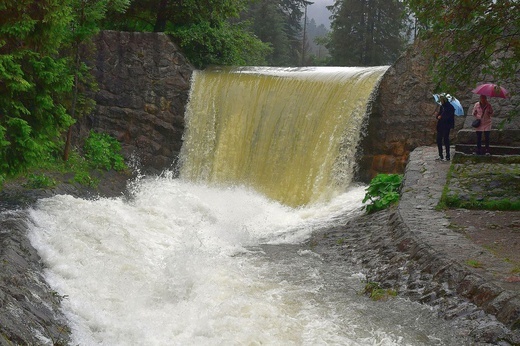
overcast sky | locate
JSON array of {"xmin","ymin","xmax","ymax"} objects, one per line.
[{"xmin": 306, "ymin": 0, "xmax": 334, "ymax": 29}]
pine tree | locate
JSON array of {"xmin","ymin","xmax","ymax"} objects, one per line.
[
  {"xmin": 0, "ymin": 0, "xmax": 74, "ymax": 176},
  {"xmin": 245, "ymin": 0, "xmax": 311, "ymax": 66},
  {"xmin": 327, "ymin": 0, "xmax": 407, "ymax": 66}
]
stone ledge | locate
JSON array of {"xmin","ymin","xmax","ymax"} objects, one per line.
[
  {"xmin": 396, "ymin": 146, "xmax": 520, "ymax": 337},
  {"xmin": 455, "ymin": 143, "xmax": 520, "ymax": 156}
]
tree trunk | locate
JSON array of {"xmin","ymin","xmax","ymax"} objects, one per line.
[
  {"xmin": 154, "ymin": 0, "xmax": 169, "ymax": 32},
  {"xmin": 63, "ymin": 48, "xmax": 80, "ymax": 162}
]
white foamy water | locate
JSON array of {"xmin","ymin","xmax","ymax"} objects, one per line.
[{"xmin": 28, "ymin": 176, "xmax": 469, "ymax": 345}]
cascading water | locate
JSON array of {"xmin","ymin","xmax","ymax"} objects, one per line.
[
  {"xmin": 179, "ymin": 67, "xmax": 386, "ymax": 207},
  {"xmin": 26, "ymin": 67, "xmax": 472, "ymax": 345}
]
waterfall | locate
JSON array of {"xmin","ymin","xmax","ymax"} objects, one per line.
[
  {"xmin": 179, "ymin": 66, "xmax": 388, "ymax": 207},
  {"xmin": 24, "ymin": 65, "xmax": 475, "ymax": 346}
]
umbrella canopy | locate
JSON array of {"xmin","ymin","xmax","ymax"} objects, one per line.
[
  {"xmin": 433, "ymin": 93, "xmax": 464, "ymax": 116},
  {"xmin": 472, "ymin": 83, "xmax": 509, "ymax": 98}
]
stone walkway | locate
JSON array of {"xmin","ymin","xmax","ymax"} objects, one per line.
[{"xmin": 398, "ymin": 146, "xmax": 520, "ymax": 333}]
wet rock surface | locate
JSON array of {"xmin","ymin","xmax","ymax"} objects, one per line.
[
  {"xmin": 0, "ymin": 170, "xmax": 133, "ymax": 345},
  {"xmin": 311, "ymin": 146, "xmax": 520, "ymax": 345},
  {"xmin": 0, "ymin": 210, "xmax": 70, "ymax": 346}
]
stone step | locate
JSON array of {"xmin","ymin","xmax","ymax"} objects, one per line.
[
  {"xmin": 455, "ymin": 143, "xmax": 520, "ymax": 156},
  {"xmin": 456, "ymin": 129, "xmax": 520, "ymax": 146}
]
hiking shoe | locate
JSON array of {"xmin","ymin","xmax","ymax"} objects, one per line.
[{"xmin": 435, "ymin": 157, "xmax": 444, "ymax": 161}]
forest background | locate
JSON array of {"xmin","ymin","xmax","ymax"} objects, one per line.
[{"xmin": 0, "ymin": 0, "xmax": 518, "ymax": 185}]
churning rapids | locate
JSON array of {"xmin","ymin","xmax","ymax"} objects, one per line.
[{"xmin": 26, "ymin": 67, "xmax": 472, "ymax": 345}]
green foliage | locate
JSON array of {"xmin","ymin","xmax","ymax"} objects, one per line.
[
  {"xmin": 465, "ymin": 259, "xmax": 483, "ymax": 269},
  {"xmin": 363, "ymin": 282, "xmax": 397, "ymax": 301},
  {"xmin": 363, "ymin": 174, "xmax": 403, "ymax": 214},
  {"xmin": 102, "ymin": 0, "xmax": 271, "ymax": 69},
  {"xmin": 168, "ymin": 21, "xmax": 271, "ymax": 69},
  {"xmin": 84, "ymin": 131, "xmax": 126, "ymax": 171},
  {"xmin": 404, "ymin": 0, "xmax": 520, "ymax": 92},
  {"xmin": 0, "ymin": 0, "xmax": 74, "ymax": 177},
  {"xmin": 328, "ymin": 0, "xmax": 409, "ymax": 66},
  {"xmin": 23, "ymin": 174, "xmax": 57, "ymax": 189},
  {"xmin": 72, "ymin": 170, "xmax": 98, "ymax": 187},
  {"xmin": 243, "ymin": 0, "xmax": 309, "ymax": 66}
]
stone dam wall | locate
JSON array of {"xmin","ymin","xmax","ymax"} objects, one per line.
[
  {"xmin": 79, "ymin": 32, "xmax": 519, "ymax": 181},
  {"xmin": 74, "ymin": 31, "xmax": 194, "ymax": 174},
  {"xmin": 77, "ymin": 31, "xmax": 448, "ymax": 179}
]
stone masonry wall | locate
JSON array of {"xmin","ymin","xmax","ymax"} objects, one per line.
[
  {"xmin": 78, "ymin": 32, "xmax": 517, "ymax": 179},
  {"xmin": 74, "ymin": 31, "xmax": 194, "ymax": 173},
  {"xmin": 357, "ymin": 40, "xmax": 519, "ymax": 182},
  {"xmin": 357, "ymin": 40, "xmax": 463, "ymax": 182}
]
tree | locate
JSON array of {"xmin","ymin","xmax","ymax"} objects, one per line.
[
  {"xmin": 103, "ymin": 0, "xmax": 272, "ymax": 68},
  {"xmin": 280, "ymin": 0, "xmax": 313, "ymax": 65},
  {"xmin": 327, "ymin": 0, "xmax": 408, "ymax": 66},
  {"xmin": 305, "ymin": 19, "xmax": 330, "ymax": 64},
  {"xmin": 243, "ymin": 0, "xmax": 311, "ymax": 66},
  {"xmin": 404, "ymin": 0, "xmax": 520, "ymax": 92},
  {"xmin": 0, "ymin": 0, "xmax": 74, "ymax": 177},
  {"xmin": 62, "ymin": 0, "xmax": 130, "ymax": 161},
  {"xmin": 246, "ymin": 0, "xmax": 292, "ymax": 65}
]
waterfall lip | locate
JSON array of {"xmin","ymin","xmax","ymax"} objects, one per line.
[{"xmin": 206, "ymin": 65, "xmax": 390, "ymax": 78}]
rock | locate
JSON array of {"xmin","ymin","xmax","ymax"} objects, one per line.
[{"xmin": 74, "ymin": 31, "xmax": 194, "ymax": 175}]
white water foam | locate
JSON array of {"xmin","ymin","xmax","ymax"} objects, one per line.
[{"xmin": 28, "ymin": 176, "xmax": 468, "ymax": 345}]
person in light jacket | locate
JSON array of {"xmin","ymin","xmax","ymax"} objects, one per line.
[{"xmin": 472, "ymin": 95, "xmax": 494, "ymax": 155}]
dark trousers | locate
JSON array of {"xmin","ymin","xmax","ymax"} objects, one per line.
[
  {"xmin": 476, "ymin": 131, "xmax": 490, "ymax": 154},
  {"xmin": 436, "ymin": 127, "xmax": 451, "ymax": 159}
]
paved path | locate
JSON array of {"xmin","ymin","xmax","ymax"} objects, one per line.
[{"xmin": 399, "ymin": 146, "xmax": 520, "ymax": 332}]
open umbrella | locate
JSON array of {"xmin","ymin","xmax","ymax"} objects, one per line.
[
  {"xmin": 433, "ymin": 93, "xmax": 464, "ymax": 116},
  {"xmin": 472, "ymin": 83, "xmax": 509, "ymax": 98}
]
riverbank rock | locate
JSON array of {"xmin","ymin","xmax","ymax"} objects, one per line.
[
  {"xmin": 0, "ymin": 211, "xmax": 70, "ymax": 346},
  {"xmin": 0, "ymin": 170, "xmax": 132, "ymax": 344}
]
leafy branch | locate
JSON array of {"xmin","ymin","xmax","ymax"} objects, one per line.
[{"xmin": 362, "ymin": 174, "xmax": 403, "ymax": 214}]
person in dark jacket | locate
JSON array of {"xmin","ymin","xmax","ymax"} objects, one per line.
[{"xmin": 435, "ymin": 95, "xmax": 455, "ymax": 161}]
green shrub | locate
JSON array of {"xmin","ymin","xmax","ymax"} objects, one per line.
[
  {"xmin": 84, "ymin": 131, "xmax": 126, "ymax": 171},
  {"xmin": 363, "ymin": 174, "xmax": 403, "ymax": 213},
  {"xmin": 72, "ymin": 170, "xmax": 98, "ymax": 187},
  {"xmin": 363, "ymin": 282, "xmax": 397, "ymax": 301},
  {"xmin": 23, "ymin": 174, "xmax": 56, "ymax": 189}
]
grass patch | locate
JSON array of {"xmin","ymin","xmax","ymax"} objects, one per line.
[
  {"xmin": 442, "ymin": 195, "xmax": 520, "ymax": 211},
  {"xmin": 465, "ymin": 259, "xmax": 484, "ymax": 268},
  {"xmin": 436, "ymin": 163, "xmax": 456, "ymax": 210},
  {"xmin": 438, "ymin": 155, "xmax": 520, "ymax": 211},
  {"xmin": 22, "ymin": 174, "xmax": 57, "ymax": 189},
  {"xmin": 452, "ymin": 155, "xmax": 520, "ymax": 165},
  {"xmin": 1, "ymin": 131, "xmax": 127, "ymax": 191},
  {"xmin": 363, "ymin": 282, "xmax": 397, "ymax": 301}
]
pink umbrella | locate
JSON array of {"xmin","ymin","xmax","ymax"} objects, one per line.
[{"xmin": 472, "ymin": 83, "xmax": 509, "ymax": 98}]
